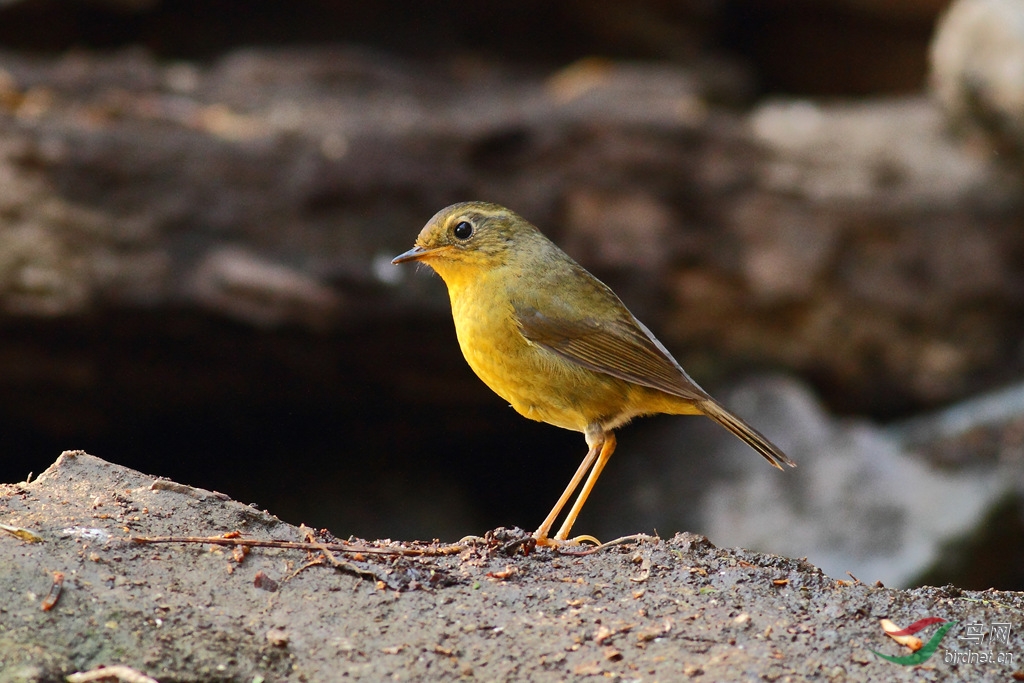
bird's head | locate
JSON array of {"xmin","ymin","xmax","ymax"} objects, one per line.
[{"xmin": 392, "ymin": 201, "xmax": 542, "ymax": 282}]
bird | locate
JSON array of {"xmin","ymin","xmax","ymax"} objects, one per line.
[{"xmin": 392, "ymin": 201, "xmax": 794, "ymax": 546}]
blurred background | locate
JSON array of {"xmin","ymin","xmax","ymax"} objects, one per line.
[{"xmin": 1, "ymin": 0, "xmax": 1023, "ymax": 590}]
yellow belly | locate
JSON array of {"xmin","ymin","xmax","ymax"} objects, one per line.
[{"xmin": 447, "ymin": 285, "xmax": 578, "ymax": 431}]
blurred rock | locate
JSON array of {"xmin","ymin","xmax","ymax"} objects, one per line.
[
  {"xmin": 748, "ymin": 97, "xmax": 996, "ymax": 204},
  {"xmin": 707, "ymin": 378, "xmax": 1007, "ymax": 589},
  {"xmin": 191, "ymin": 246, "xmax": 340, "ymax": 329},
  {"xmin": 696, "ymin": 96, "xmax": 1022, "ymax": 412},
  {"xmin": 561, "ymin": 188, "xmax": 676, "ymax": 271},
  {"xmin": 930, "ymin": 0, "xmax": 1024, "ymax": 156}
]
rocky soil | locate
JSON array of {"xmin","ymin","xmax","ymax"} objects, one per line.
[{"xmin": 3, "ymin": 452, "xmax": 1023, "ymax": 682}]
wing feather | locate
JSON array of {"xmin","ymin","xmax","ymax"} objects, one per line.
[{"xmin": 514, "ymin": 303, "xmax": 708, "ymax": 402}]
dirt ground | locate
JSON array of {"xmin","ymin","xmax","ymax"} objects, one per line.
[{"xmin": 1, "ymin": 452, "xmax": 1022, "ymax": 682}]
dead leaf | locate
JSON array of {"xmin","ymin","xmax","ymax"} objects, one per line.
[
  {"xmin": 630, "ymin": 561, "xmax": 651, "ymax": 582},
  {"xmin": 573, "ymin": 661, "xmax": 603, "ymax": 675},
  {"xmin": 253, "ymin": 570, "xmax": 279, "ymax": 592},
  {"xmin": 880, "ymin": 618, "xmax": 923, "ymax": 651},
  {"xmin": 266, "ymin": 628, "xmax": 288, "ymax": 647},
  {"xmin": 41, "ymin": 571, "xmax": 64, "ymax": 611},
  {"xmin": 486, "ymin": 565, "xmax": 519, "ymax": 580},
  {"xmin": 0, "ymin": 523, "xmax": 42, "ymax": 543},
  {"xmin": 603, "ymin": 646, "xmax": 623, "ymax": 661}
]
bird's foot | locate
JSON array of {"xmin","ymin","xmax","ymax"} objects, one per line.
[
  {"xmin": 456, "ymin": 534, "xmax": 488, "ymax": 545},
  {"xmin": 532, "ymin": 532, "xmax": 602, "ymax": 549}
]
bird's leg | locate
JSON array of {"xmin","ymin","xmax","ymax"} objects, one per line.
[
  {"xmin": 554, "ymin": 431, "xmax": 616, "ymax": 541},
  {"xmin": 532, "ymin": 434, "xmax": 602, "ymax": 547}
]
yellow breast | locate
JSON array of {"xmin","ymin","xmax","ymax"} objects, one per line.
[
  {"xmin": 438, "ymin": 271, "xmax": 563, "ymax": 429},
  {"xmin": 442, "ymin": 267, "xmax": 642, "ymax": 433}
]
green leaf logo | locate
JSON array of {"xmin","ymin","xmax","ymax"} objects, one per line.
[{"xmin": 871, "ymin": 620, "xmax": 958, "ymax": 666}]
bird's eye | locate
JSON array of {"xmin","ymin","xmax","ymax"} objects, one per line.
[{"xmin": 453, "ymin": 221, "xmax": 474, "ymax": 240}]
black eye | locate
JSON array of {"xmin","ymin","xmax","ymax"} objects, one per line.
[{"xmin": 453, "ymin": 221, "xmax": 473, "ymax": 240}]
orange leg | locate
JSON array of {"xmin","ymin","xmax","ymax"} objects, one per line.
[
  {"xmin": 533, "ymin": 439, "xmax": 600, "ymax": 546},
  {"xmin": 554, "ymin": 432, "xmax": 616, "ymax": 541}
]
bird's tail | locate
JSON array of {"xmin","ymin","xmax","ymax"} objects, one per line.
[{"xmin": 698, "ymin": 399, "xmax": 796, "ymax": 470}]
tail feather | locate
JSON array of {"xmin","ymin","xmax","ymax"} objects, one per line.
[{"xmin": 698, "ymin": 399, "xmax": 796, "ymax": 470}]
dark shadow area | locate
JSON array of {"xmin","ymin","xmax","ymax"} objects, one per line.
[
  {"xmin": 0, "ymin": 0, "xmax": 935, "ymax": 96},
  {"xmin": 0, "ymin": 310, "xmax": 583, "ymax": 540}
]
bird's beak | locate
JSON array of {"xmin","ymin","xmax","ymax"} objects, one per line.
[
  {"xmin": 392, "ymin": 245, "xmax": 446, "ymax": 264},
  {"xmin": 391, "ymin": 245, "xmax": 428, "ymax": 264}
]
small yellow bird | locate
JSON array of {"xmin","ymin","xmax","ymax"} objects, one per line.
[{"xmin": 393, "ymin": 201, "xmax": 794, "ymax": 546}]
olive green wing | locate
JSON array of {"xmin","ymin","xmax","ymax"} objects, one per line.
[{"xmin": 513, "ymin": 302, "xmax": 709, "ymax": 402}]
